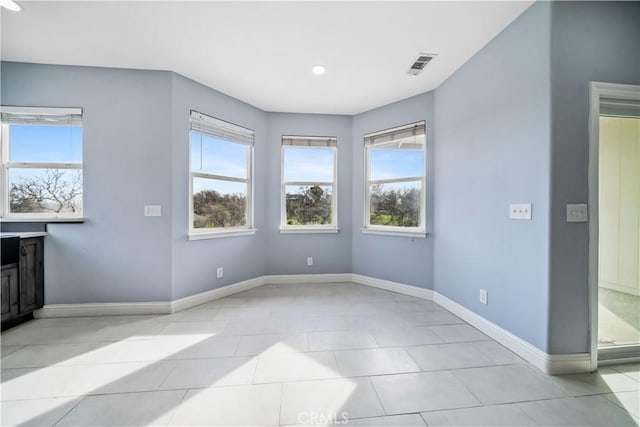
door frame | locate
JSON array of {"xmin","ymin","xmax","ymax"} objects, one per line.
[{"xmin": 588, "ymin": 81, "xmax": 640, "ymax": 370}]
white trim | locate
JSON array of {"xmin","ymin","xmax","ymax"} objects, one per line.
[
  {"xmin": 360, "ymin": 228, "xmax": 426, "ymax": 238},
  {"xmin": 279, "ymin": 227, "xmax": 339, "ymax": 234},
  {"xmin": 588, "ymin": 81, "xmax": 640, "ymax": 371},
  {"xmin": 433, "ymin": 292, "xmax": 591, "ymax": 375},
  {"xmin": 35, "ymin": 302, "xmax": 171, "ymax": 318},
  {"xmin": 170, "ymin": 276, "xmax": 264, "ymax": 312},
  {"xmin": 281, "ymin": 141, "xmax": 338, "ymax": 230},
  {"xmin": 188, "ymin": 228, "xmax": 257, "ymax": 240},
  {"xmin": 0, "ymin": 106, "xmax": 82, "ymax": 116},
  {"xmin": 0, "ymin": 217, "xmax": 84, "ymax": 223},
  {"xmin": 351, "ymin": 274, "xmax": 433, "ymax": 300},
  {"xmin": 31, "ymin": 272, "xmax": 592, "ymax": 374},
  {"xmin": 351, "ymin": 273, "xmax": 590, "ymax": 374},
  {"xmin": 363, "ymin": 121, "xmax": 427, "ymax": 233},
  {"xmin": 264, "ymin": 273, "xmax": 352, "ymax": 285}
]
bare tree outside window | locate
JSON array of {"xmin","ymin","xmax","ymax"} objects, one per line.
[{"xmin": 9, "ymin": 169, "xmax": 82, "ymax": 214}]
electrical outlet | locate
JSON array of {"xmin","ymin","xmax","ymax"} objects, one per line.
[
  {"xmin": 216, "ymin": 267, "xmax": 223, "ymax": 279},
  {"xmin": 479, "ymin": 289, "xmax": 488, "ymax": 305},
  {"xmin": 144, "ymin": 205, "xmax": 162, "ymax": 217},
  {"xmin": 307, "ymin": 257, "xmax": 313, "ymax": 267},
  {"xmin": 566, "ymin": 204, "xmax": 588, "ymax": 222},
  {"xmin": 509, "ymin": 203, "xmax": 531, "ymax": 220}
]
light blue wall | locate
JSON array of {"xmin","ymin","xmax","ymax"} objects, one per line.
[
  {"xmin": 351, "ymin": 92, "xmax": 435, "ymax": 289},
  {"xmin": 169, "ymin": 74, "xmax": 268, "ymax": 300},
  {"xmin": 1, "ymin": 63, "xmax": 174, "ymax": 303},
  {"xmin": 265, "ymin": 113, "xmax": 352, "ymax": 275},
  {"xmin": 548, "ymin": 1, "xmax": 640, "ymax": 354},
  {"xmin": 433, "ymin": 2, "xmax": 552, "ymax": 351}
]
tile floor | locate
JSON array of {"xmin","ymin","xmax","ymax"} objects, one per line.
[{"xmin": 0, "ymin": 282, "xmax": 638, "ymax": 426}]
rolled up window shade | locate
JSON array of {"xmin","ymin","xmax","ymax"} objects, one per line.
[
  {"xmin": 282, "ymin": 136, "xmax": 337, "ymax": 148},
  {"xmin": 600, "ymin": 97, "xmax": 640, "ymax": 118},
  {"xmin": 364, "ymin": 121, "xmax": 425, "ymax": 149},
  {"xmin": 1, "ymin": 106, "xmax": 82, "ymax": 126},
  {"xmin": 190, "ymin": 110, "xmax": 254, "ymax": 146}
]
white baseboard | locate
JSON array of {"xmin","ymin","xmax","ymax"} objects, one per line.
[
  {"xmin": 34, "ymin": 301, "xmax": 171, "ymax": 318},
  {"xmin": 171, "ymin": 276, "xmax": 264, "ymax": 312},
  {"xmin": 351, "ymin": 274, "xmax": 434, "ymax": 300},
  {"xmin": 33, "ymin": 272, "xmax": 591, "ymax": 374},
  {"xmin": 264, "ymin": 273, "xmax": 352, "ymax": 285},
  {"xmin": 432, "ymin": 292, "xmax": 591, "ymax": 374}
]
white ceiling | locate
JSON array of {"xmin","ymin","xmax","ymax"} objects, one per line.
[{"xmin": 1, "ymin": 1, "xmax": 533, "ymax": 115}]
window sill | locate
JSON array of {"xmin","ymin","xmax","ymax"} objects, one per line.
[
  {"xmin": 188, "ymin": 228, "xmax": 257, "ymax": 240},
  {"xmin": 361, "ymin": 228, "xmax": 427, "ymax": 238},
  {"xmin": 0, "ymin": 217, "xmax": 85, "ymax": 224},
  {"xmin": 279, "ymin": 227, "xmax": 339, "ymax": 234}
]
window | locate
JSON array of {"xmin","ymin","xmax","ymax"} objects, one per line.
[
  {"xmin": 0, "ymin": 106, "xmax": 83, "ymax": 220},
  {"xmin": 364, "ymin": 121, "xmax": 426, "ymax": 235},
  {"xmin": 281, "ymin": 136, "xmax": 337, "ymax": 232},
  {"xmin": 189, "ymin": 111, "xmax": 254, "ymax": 237}
]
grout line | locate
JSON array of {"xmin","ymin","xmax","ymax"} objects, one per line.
[{"xmin": 51, "ymin": 395, "xmax": 86, "ymax": 427}]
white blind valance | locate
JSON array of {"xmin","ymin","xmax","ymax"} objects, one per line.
[
  {"xmin": 1, "ymin": 106, "xmax": 82, "ymax": 126},
  {"xmin": 282, "ymin": 136, "xmax": 337, "ymax": 148},
  {"xmin": 190, "ymin": 110, "xmax": 254, "ymax": 146},
  {"xmin": 600, "ymin": 97, "xmax": 640, "ymax": 118},
  {"xmin": 364, "ymin": 121, "xmax": 425, "ymax": 149}
]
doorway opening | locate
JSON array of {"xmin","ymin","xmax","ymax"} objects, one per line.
[{"xmin": 589, "ymin": 82, "xmax": 640, "ymax": 368}]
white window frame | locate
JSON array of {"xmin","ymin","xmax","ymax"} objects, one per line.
[
  {"xmin": 188, "ymin": 111, "xmax": 255, "ymax": 240},
  {"xmin": 363, "ymin": 121, "xmax": 426, "ymax": 238},
  {"xmin": 280, "ymin": 136, "xmax": 338, "ymax": 233},
  {"xmin": 0, "ymin": 106, "xmax": 83, "ymax": 222}
]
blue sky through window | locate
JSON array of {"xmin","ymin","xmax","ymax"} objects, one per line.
[
  {"xmin": 370, "ymin": 149, "xmax": 423, "ymax": 181},
  {"xmin": 9, "ymin": 125, "xmax": 82, "ymax": 163},
  {"xmin": 284, "ymin": 147, "xmax": 334, "ymax": 182}
]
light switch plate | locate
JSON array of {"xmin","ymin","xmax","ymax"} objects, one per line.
[
  {"xmin": 509, "ymin": 203, "xmax": 532, "ymax": 220},
  {"xmin": 566, "ymin": 204, "xmax": 588, "ymax": 222},
  {"xmin": 144, "ymin": 205, "xmax": 162, "ymax": 217}
]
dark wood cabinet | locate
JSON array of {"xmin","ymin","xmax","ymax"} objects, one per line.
[
  {"xmin": 1, "ymin": 266, "xmax": 19, "ymax": 322},
  {"xmin": 1, "ymin": 236, "xmax": 45, "ymax": 328},
  {"xmin": 19, "ymin": 238, "xmax": 44, "ymax": 313}
]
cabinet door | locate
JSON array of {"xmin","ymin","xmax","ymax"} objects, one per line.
[
  {"xmin": 1, "ymin": 267, "xmax": 20, "ymax": 322},
  {"xmin": 19, "ymin": 238, "xmax": 44, "ymax": 313}
]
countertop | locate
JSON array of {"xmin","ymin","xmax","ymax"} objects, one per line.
[{"xmin": 0, "ymin": 232, "xmax": 48, "ymax": 238}]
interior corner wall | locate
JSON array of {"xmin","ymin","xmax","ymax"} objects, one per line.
[
  {"xmin": 170, "ymin": 73, "xmax": 268, "ymax": 300},
  {"xmin": 433, "ymin": 1, "xmax": 552, "ymax": 352},
  {"xmin": 0, "ymin": 62, "xmax": 174, "ymax": 303},
  {"xmin": 265, "ymin": 113, "xmax": 353, "ymax": 275},
  {"xmin": 548, "ymin": 1, "xmax": 640, "ymax": 354},
  {"xmin": 351, "ymin": 92, "xmax": 435, "ymax": 289}
]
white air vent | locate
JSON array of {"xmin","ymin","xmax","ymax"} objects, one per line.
[{"xmin": 407, "ymin": 54, "xmax": 436, "ymax": 76}]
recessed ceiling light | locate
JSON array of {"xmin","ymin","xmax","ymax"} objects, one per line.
[
  {"xmin": 312, "ymin": 64, "xmax": 326, "ymax": 75},
  {"xmin": 0, "ymin": 0, "xmax": 21, "ymax": 12}
]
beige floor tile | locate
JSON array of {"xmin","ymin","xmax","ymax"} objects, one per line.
[
  {"xmin": 369, "ymin": 326, "xmax": 443, "ymax": 347},
  {"xmin": 253, "ymin": 351, "xmax": 340, "ymax": 383},
  {"xmin": 56, "ymin": 390, "xmax": 185, "ymax": 427},
  {"xmin": 308, "ymin": 330, "xmax": 378, "ymax": 351},
  {"xmin": 158, "ymin": 356, "xmax": 257, "ymax": 389},
  {"xmin": 371, "ymin": 371, "xmax": 481, "ymax": 414},
  {"xmin": 168, "ymin": 383, "xmax": 281, "ymax": 426},
  {"xmin": 235, "ymin": 332, "xmax": 309, "ymax": 356},
  {"xmin": 429, "ymin": 324, "xmax": 491, "ymax": 343},
  {"xmin": 421, "ymin": 403, "xmax": 537, "ymax": 426},
  {"xmin": 516, "ymin": 395, "xmax": 639, "ymax": 426},
  {"xmin": 551, "ymin": 367, "xmax": 640, "ymax": 396},
  {"xmin": 603, "ymin": 390, "xmax": 640, "ymax": 418},
  {"xmin": 1, "ymin": 396, "xmax": 82, "ymax": 427},
  {"xmin": 334, "ymin": 347, "xmax": 420, "ymax": 376},
  {"xmin": 452, "ymin": 364, "xmax": 568, "ymax": 405},
  {"xmin": 280, "ymin": 377, "xmax": 385, "ymax": 425}
]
